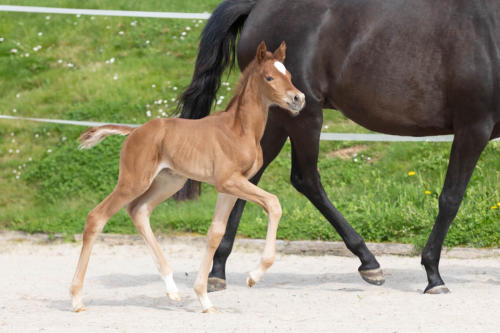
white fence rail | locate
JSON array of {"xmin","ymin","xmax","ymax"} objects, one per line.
[{"xmin": 0, "ymin": 5, "xmax": 211, "ymax": 20}]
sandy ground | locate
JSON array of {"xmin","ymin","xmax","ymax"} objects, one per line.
[{"xmin": 0, "ymin": 237, "xmax": 499, "ymax": 333}]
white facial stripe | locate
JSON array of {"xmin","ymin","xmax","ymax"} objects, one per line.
[{"xmin": 274, "ymin": 61, "xmax": 287, "ymax": 75}]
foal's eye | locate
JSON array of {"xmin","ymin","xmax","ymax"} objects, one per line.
[{"xmin": 266, "ymin": 76, "xmax": 274, "ymax": 82}]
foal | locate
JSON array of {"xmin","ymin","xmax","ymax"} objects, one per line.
[{"xmin": 70, "ymin": 41, "xmax": 305, "ymax": 313}]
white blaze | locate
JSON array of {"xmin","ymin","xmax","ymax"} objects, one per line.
[{"xmin": 274, "ymin": 61, "xmax": 287, "ymax": 75}]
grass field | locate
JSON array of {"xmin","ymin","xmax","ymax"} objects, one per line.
[{"xmin": 0, "ymin": 0, "xmax": 498, "ymax": 248}]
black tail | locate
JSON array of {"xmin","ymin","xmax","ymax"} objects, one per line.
[{"xmin": 179, "ymin": 0, "xmax": 257, "ymax": 119}]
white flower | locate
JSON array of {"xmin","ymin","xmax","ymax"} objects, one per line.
[
  {"xmin": 180, "ymin": 36, "xmax": 185, "ymax": 41},
  {"xmin": 38, "ymin": 32, "xmax": 43, "ymax": 37},
  {"xmin": 15, "ymin": 149, "xmax": 20, "ymax": 154},
  {"xmin": 181, "ymin": 32, "xmax": 187, "ymax": 36},
  {"xmin": 28, "ymin": 157, "xmax": 32, "ymax": 161},
  {"xmin": 10, "ymin": 132, "xmax": 14, "ymax": 136},
  {"xmin": 11, "ymin": 139, "xmax": 15, "ymax": 143},
  {"xmin": 152, "ymin": 84, "xmax": 156, "ymax": 88},
  {"xmin": 33, "ymin": 45, "xmax": 42, "ymax": 52},
  {"xmin": 109, "ymin": 57, "xmax": 115, "ymax": 63},
  {"xmin": 15, "ymin": 94, "xmax": 20, "ymax": 98},
  {"xmin": 353, "ymin": 158, "xmax": 358, "ymax": 162},
  {"xmin": 67, "ymin": 63, "xmax": 74, "ymax": 68},
  {"xmin": 131, "ymin": 21, "xmax": 137, "ymax": 27},
  {"xmin": 13, "ymin": 108, "xmax": 17, "ymax": 112},
  {"xmin": 47, "ymin": 149, "xmax": 52, "ymax": 153},
  {"xmin": 35, "ymin": 134, "xmax": 39, "ymax": 138},
  {"xmin": 216, "ymin": 100, "xmax": 222, "ymax": 105},
  {"xmin": 61, "ymin": 136, "xmax": 67, "ymax": 141},
  {"xmin": 119, "ymin": 31, "xmax": 124, "ymax": 35},
  {"xmin": 76, "ymin": 14, "xmax": 81, "ymax": 18},
  {"xmin": 10, "ymin": 48, "xmax": 18, "ymax": 53},
  {"xmin": 146, "ymin": 110, "xmax": 151, "ymax": 117},
  {"xmin": 173, "ymin": 86, "xmax": 178, "ymax": 91},
  {"xmin": 186, "ymin": 26, "xmax": 191, "ymax": 31},
  {"xmin": 8, "ymin": 149, "xmax": 13, "ymax": 153},
  {"xmin": 195, "ymin": 24, "xmax": 199, "ymax": 28},
  {"xmin": 13, "ymin": 170, "xmax": 17, "ymax": 174},
  {"xmin": 146, "ymin": 40, "xmax": 150, "ymax": 44},
  {"xmin": 0, "ymin": 37, "xmax": 4, "ymax": 42},
  {"xmin": 57, "ymin": 59, "xmax": 63, "ymax": 64},
  {"xmin": 113, "ymin": 74, "xmax": 119, "ymax": 80},
  {"xmin": 16, "ymin": 175, "xmax": 20, "ymax": 180},
  {"xmin": 173, "ymin": 36, "xmax": 177, "ymax": 39},
  {"xmin": 90, "ymin": 16, "xmax": 95, "ymax": 20},
  {"xmin": 45, "ymin": 16, "xmax": 50, "ymax": 20},
  {"xmin": 25, "ymin": 53, "xmax": 30, "ymax": 57},
  {"xmin": 106, "ymin": 25, "xmax": 111, "ymax": 29}
]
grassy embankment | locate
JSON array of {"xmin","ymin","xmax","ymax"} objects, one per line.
[{"xmin": 0, "ymin": 0, "xmax": 498, "ymax": 248}]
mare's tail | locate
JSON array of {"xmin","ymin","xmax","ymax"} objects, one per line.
[
  {"xmin": 178, "ymin": 0, "xmax": 257, "ymax": 119},
  {"xmin": 78, "ymin": 125, "xmax": 135, "ymax": 150}
]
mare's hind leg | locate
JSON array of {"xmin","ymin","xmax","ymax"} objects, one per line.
[
  {"xmin": 287, "ymin": 104, "xmax": 383, "ymax": 285},
  {"xmin": 126, "ymin": 169, "xmax": 187, "ymax": 301},
  {"xmin": 70, "ymin": 181, "xmax": 151, "ymax": 312},
  {"xmin": 421, "ymin": 124, "xmax": 492, "ymax": 294},
  {"xmin": 209, "ymin": 113, "xmax": 288, "ymax": 291}
]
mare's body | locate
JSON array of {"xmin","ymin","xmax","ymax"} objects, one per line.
[{"xmin": 180, "ymin": 0, "xmax": 500, "ymax": 293}]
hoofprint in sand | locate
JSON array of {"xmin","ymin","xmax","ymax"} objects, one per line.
[{"xmin": 1, "ymin": 237, "xmax": 498, "ymax": 333}]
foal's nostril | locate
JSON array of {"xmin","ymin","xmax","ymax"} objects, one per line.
[{"xmin": 293, "ymin": 95, "xmax": 300, "ymax": 103}]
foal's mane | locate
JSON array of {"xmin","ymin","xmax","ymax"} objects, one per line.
[{"xmin": 224, "ymin": 54, "xmax": 271, "ymax": 111}]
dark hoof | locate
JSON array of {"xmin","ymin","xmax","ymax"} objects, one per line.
[
  {"xmin": 207, "ymin": 277, "xmax": 227, "ymax": 293},
  {"xmin": 424, "ymin": 285, "xmax": 450, "ymax": 294},
  {"xmin": 359, "ymin": 268, "xmax": 385, "ymax": 286}
]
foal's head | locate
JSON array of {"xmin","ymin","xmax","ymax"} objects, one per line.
[{"xmin": 253, "ymin": 41, "xmax": 305, "ymax": 115}]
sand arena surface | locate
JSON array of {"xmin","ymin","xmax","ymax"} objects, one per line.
[{"xmin": 0, "ymin": 236, "xmax": 499, "ymax": 332}]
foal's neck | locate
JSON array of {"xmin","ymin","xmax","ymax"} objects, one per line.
[{"xmin": 228, "ymin": 73, "xmax": 269, "ymax": 142}]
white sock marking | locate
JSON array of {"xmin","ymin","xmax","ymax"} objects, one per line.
[{"xmin": 164, "ymin": 273, "xmax": 178, "ymax": 293}]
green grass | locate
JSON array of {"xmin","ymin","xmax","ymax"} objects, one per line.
[{"xmin": 0, "ymin": 1, "xmax": 499, "ymax": 248}]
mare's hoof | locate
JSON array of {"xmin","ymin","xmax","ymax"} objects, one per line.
[
  {"xmin": 424, "ymin": 285, "xmax": 450, "ymax": 294},
  {"xmin": 167, "ymin": 292, "xmax": 181, "ymax": 301},
  {"xmin": 246, "ymin": 276, "xmax": 256, "ymax": 288},
  {"xmin": 359, "ymin": 268, "xmax": 385, "ymax": 285},
  {"xmin": 207, "ymin": 277, "xmax": 227, "ymax": 293},
  {"xmin": 203, "ymin": 306, "xmax": 217, "ymax": 314}
]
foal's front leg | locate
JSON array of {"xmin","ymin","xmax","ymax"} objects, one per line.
[
  {"xmin": 194, "ymin": 193, "xmax": 237, "ymax": 313},
  {"xmin": 219, "ymin": 176, "xmax": 282, "ymax": 287}
]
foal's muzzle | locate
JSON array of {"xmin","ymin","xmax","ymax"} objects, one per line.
[{"xmin": 286, "ymin": 91, "xmax": 306, "ymax": 114}]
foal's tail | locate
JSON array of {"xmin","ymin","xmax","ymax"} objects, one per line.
[
  {"xmin": 78, "ymin": 125, "xmax": 135, "ymax": 150},
  {"xmin": 178, "ymin": 0, "xmax": 257, "ymax": 119}
]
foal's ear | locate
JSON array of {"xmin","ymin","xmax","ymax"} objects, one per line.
[
  {"xmin": 273, "ymin": 41, "xmax": 287, "ymax": 62},
  {"xmin": 256, "ymin": 41, "xmax": 268, "ymax": 64}
]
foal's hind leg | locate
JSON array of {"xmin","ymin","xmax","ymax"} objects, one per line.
[
  {"xmin": 70, "ymin": 182, "xmax": 150, "ymax": 312},
  {"xmin": 127, "ymin": 170, "xmax": 187, "ymax": 301},
  {"xmin": 421, "ymin": 124, "xmax": 492, "ymax": 294}
]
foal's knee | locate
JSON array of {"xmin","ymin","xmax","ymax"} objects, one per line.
[
  {"xmin": 291, "ymin": 171, "xmax": 321, "ymax": 200},
  {"xmin": 83, "ymin": 211, "xmax": 104, "ymax": 236},
  {"xmin": 266, "ymin": 194, "xmax": 282, "ymax": 220}
]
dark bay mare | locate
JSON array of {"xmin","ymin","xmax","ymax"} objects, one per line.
[{"xmin": 179, "ymin": 0, "xmax": 500, "ymax": 294}]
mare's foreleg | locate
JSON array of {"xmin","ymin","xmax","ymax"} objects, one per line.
[{"xmin": 421, "ymin": 124, "xmax": 491, "ymax": 294}]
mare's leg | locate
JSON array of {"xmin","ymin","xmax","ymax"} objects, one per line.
[
  {"xmin": 218, "ymin": 176, "xmax": 282, "ymax": 288},
  {"xmin": 70, "ymin": 181, "xmax": 151, "ymax": 312},
  {"xmin": 421, "ymin": 124, "xmax": 492, "ymax": 293},
  {"xmin": 194, "ymin": 193, "xmax": 237, "ymax": 313},
  {"xmin": 209, "ymin": 113, "xmax": 288, "ymax": 291},
  {"xmin": 127, "ymin": 169, "xmax": 187, "ymax": 301},
  {"xmin": 288, "ymin": 104, "xmax": 383, "ymax": 284}
]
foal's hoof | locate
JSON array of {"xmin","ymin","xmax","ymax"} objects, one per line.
[
  {"xmin": 359, "ymin": 268, "xmax": 385, "ymax": 285},
  {"xmin": 207, "ymin": 277, "xmax": 227, "ymax": 293},
  {"xmin": 167, "ymin": 292, "xmax": 181, "ymax": 301},
  {"xmin": 203, "ymin": 306, "xmax": 217, "ymax": 314},
  {"xmin": 246, "ymin": 276, "xmax": 256, "ymax": 288},
  {"xmin": 424, "ymin": 285, "xmax": 450, "ymax": 294},
  {"xmin": 73, "ymin": 305, "xmax": 87, "ymax": 313}
]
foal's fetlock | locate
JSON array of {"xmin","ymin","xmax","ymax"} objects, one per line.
[
  {"xmin": 70, "ymin": 285, "xmax": 86, "ymax": 312},
  {"xmin": 164, "ymin": 273, "xmax": 181, "ymax": 301}
]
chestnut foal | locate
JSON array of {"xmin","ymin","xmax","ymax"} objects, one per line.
[{"xmin": 70, "ymin": 41, "xmax": 305, "ymax": 313}]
